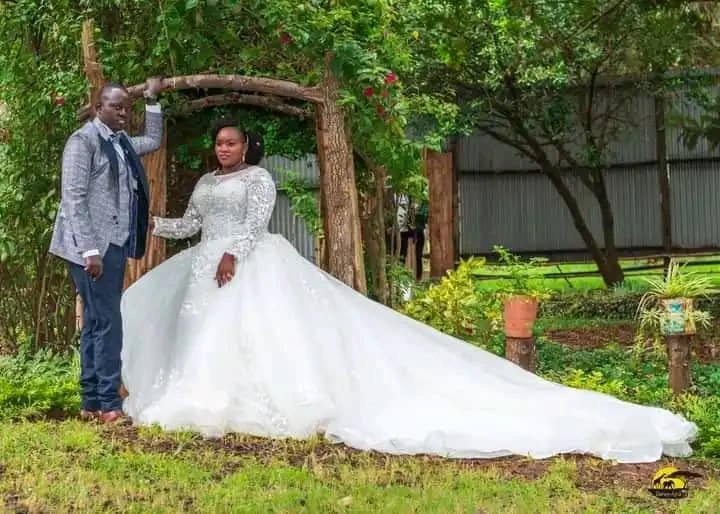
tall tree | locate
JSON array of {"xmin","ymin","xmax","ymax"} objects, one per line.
[{"xmin": 401, "ymin": 0, "xmax": 705, "ymax": 285}]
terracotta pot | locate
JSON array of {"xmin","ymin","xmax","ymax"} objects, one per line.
[
  {"xmin": 661, "ymin": 298, "xmax": 695, "ymax": 336},
  {"xmin": 503, "ymin": 295, "xmax": 539, "ymax": 339}
]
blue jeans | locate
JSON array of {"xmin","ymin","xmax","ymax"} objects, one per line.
[{"xmin": 67, "ymin": 244, "xmax": 127, "ymax": 412}]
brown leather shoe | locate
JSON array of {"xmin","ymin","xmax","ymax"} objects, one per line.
[
  {"xmin": 101, "ymin": 410, "xmax": 129, "ymax": 424},
  {"xmin": 80, "ymin": 409, "xmax": 102, "ymax": 421}
]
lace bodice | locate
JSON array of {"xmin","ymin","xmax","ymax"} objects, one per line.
[{"xmin": 153, "ymin": 166, "xmax": 276, "ymax": 261}]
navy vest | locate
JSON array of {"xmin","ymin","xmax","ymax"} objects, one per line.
[{"xmin": 98, "ymin": 133, "xmax": 150, "ymax": 260}]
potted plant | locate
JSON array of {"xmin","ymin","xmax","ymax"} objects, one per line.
[
  {"xmin": 636, "ymin": 259, "xmax": 714, "ymax": 394},
  {"xmin": 493, "ymin": 246, "xmax": 549, "ymax": 339},
  {"xmin": 636, "ymin": 259, "xmax": 713, "ymax": 338}
]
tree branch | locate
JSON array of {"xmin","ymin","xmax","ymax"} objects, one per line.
[
  {"xmin": 77, "ymin": 74, "xmax": 323, "ymax": 120},
  {"xmin": 171, "ymin": 93, "xmax": 312, "ymax": 118},
  {"xmin": 128, "ymin": 75, "xmax": 323, "ymax": 102},
  {"xmin": 565, "ymin": 0, "xmax": 630, "ymax": 41}
]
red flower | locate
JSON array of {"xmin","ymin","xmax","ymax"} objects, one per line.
[
  {"xmin": 380, "ymin": 90, "xmax": 390, "ymax": 98},
  {"xmin": 384, "ymin": 72, "xmax": 398, "ymax": 85},
  {"xmin": 376, "ymin": 105, "xmax": 386, "ymax": 116},
  {"xmin": 52, "ymin": 94, "xmax": 65, "ymax": 106},
  {"xmin": 279, "ymin": 32, "xmax": 293, "ymax": 45},
  {"xmin": 363, "ymin": 87, "xmax": 375, "ymax": 97}
]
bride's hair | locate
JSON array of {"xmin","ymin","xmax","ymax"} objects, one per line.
[{"xmin": 210, "ymin": 116, "xmax": 265, "ymax": 166}]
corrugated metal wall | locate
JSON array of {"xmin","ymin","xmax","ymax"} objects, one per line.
[
  {"xmin": 260, "ymin": 154, "xmax": 319, "ymax": 262},
  {"xmin": 457, "ymin": 87, "xmax": 720, "ymax": 255}
]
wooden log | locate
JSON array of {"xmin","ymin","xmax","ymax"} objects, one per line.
[
  {"xmin": 505, "ymin": 337, "xmax": 537, "ymax": 373},
  {"xmin": 78, "ymin": 74, "xmax": 323, "ymax": 121},
  {"xmin": 666, "ymin": 335, "xmax": 692, "ymax": 394},
  {"xmin": 425, "ymin": 149, "xmax": 456, "ymax": 277},
  {"xmin": 82, "ymin": 19, "xmax": 105, "ymax": 113},
  {"xmin": 76, "ymin": 18, "xmax": 106, "ymax": 331},
  {"xmin": 124, "ymin": 119, "xmax": 168, "ymax": 290},
  {"xmin": 172, "ymin": 92, "xmax": 311, "ymax": 118}
]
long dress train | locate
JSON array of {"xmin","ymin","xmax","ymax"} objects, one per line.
[{"xmin": 121, "ymin": 166, "xmax": 697, "ymax": 463}]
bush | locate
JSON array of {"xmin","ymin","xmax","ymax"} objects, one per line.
[
  {"xmin": 539, "ymin": 290, "xmax": 643, "ymax": 320},
  {"xmin": 401, "ymin": 258, "xmax": 503, "ymax": 340},
  {"xmin": 0, "ymin": 343, "xmax": 79, "ymax": 420},
  {"xmin": 540, "ymin": 289, "xmax": 720, "ymax": 321}
]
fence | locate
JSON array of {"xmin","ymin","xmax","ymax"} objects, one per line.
[{"xmin": 455, "ymin": 86, "xmax": 720, "ymax": 258}]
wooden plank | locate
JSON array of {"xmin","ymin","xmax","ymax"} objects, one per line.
[{"xmin": 426, "ymin": 150, "xmax": 456, "ymax": 277}]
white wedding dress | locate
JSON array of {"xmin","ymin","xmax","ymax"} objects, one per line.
[{"xmin": 121, "ymin": 165, "xmax": 697, "ymax": 463}]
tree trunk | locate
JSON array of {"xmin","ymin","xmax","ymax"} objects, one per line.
[
  {"xmin": 314, "ymin": 52, "xmax": 366, "ymax": 293},
  {"xmin": 666, "ymin": 335, "xmax": 691, "ymax": 394},
  {"xmin": 593, "ymin": 171, "xmax": 625, "ymax": 286},
  {"xmin": 361, "ymin": 166, "xmax": 390, "ymax": 304},
  {"xmin": 544, "ymin": 169, "xmax": 624, "ymax": 286}
]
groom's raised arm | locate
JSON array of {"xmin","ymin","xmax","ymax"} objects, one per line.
[{"xmin": 128, "ymin": 104, "xmax": 163, "ymax": 157}]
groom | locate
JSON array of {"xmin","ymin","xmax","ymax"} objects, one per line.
[{"xmin": 50, "ymin": 78, "xmax": 164, "ymax": 423}]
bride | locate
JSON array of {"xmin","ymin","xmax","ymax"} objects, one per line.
[{"xmin": 121, "ymin": 117, "xmax": 697, "ymax": 463}]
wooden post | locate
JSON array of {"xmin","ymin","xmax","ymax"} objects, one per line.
[
  {"xmin": 425, "ymin": 149, "xmax": 456, "ymax": 277},
  {"xmin": 505, "ymin": 337, "xmax": 537, "ymax": 372},
  {"xmin": 124, "ymin": 122, "xmax": 168, "ymax": 289},
  {"xmin": 82, "ymin": 20, "xmax": 105, "ymax": 113},
  {"xmin": 667, "ymin": 335, "xmax": 692, "ymax": 394},
  {"xmin": 76, "ymin": 19, "xmax": 106, "ymax": 330},
  {"xmin": 315, "ymin": 52, "xmax": 367, "ymax": 293}
]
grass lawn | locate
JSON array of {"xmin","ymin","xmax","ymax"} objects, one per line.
[
  {"xmin": 3, "ymin": 257, "xmax": 720, "ymax": 513},
  {"xmin": 1, "ymin": 421, "xmax": 719, "ymax": 513},
  {"xmin": 473, "ymin": 256, "xmax": 720, "ymax": 292}
]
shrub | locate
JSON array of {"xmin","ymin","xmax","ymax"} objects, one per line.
[
  {"xmin": 401, "ymin": 258, "xmax": 503, "ymax": 341},
  {"xmin": 0, "ymin": 343, "xmax": 79, "ymax": 420}
]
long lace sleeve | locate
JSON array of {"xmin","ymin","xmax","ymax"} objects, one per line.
[
  {"xmin": 153, "ymin": 198, "xmax": 202, "ymax": 240},
  {"xmin": 227, "ymin": 169, "xmax": 276, "ymax": 261}
]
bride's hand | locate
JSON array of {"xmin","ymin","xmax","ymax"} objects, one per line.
[{"xmin": 216, "ymin": 253, "xmax": 236, "ymax": 287}]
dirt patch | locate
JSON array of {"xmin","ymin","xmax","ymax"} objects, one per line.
[
  {"xmin": 102, "ymin": 424, "xmax": 718, "ymax": 491},
  {"xmin": 545, "ymin": 323, "xmax": 720, "ymax": 363},
  {"xmin": 545, "ymin": 323, "xmax": 637, "ymax": 349},
  {"xmin": 4, "ymin": 493, "xmax": 29, "ymax": 514}
]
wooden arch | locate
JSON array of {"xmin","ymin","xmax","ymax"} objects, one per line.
[{"xmin": 80, "ymin": 19, "xmax": 366, "ymax": 296}]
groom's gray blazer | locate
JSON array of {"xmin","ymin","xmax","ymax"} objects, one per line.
[{"xmin": 49, "ymin": 110, "xmax": 163, "ymax": 266}]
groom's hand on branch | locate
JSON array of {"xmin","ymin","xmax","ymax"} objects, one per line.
[
  {"xmin": 144, "ymin": 77, "xmax": 163, "ymax": 99},
  {"xmin": 215, "ymin": 253, "xmax": 236, "ymax": 287},
  {"xmin": 85, "ymin": 255, "xmax": 103, "ymax": 280}
]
